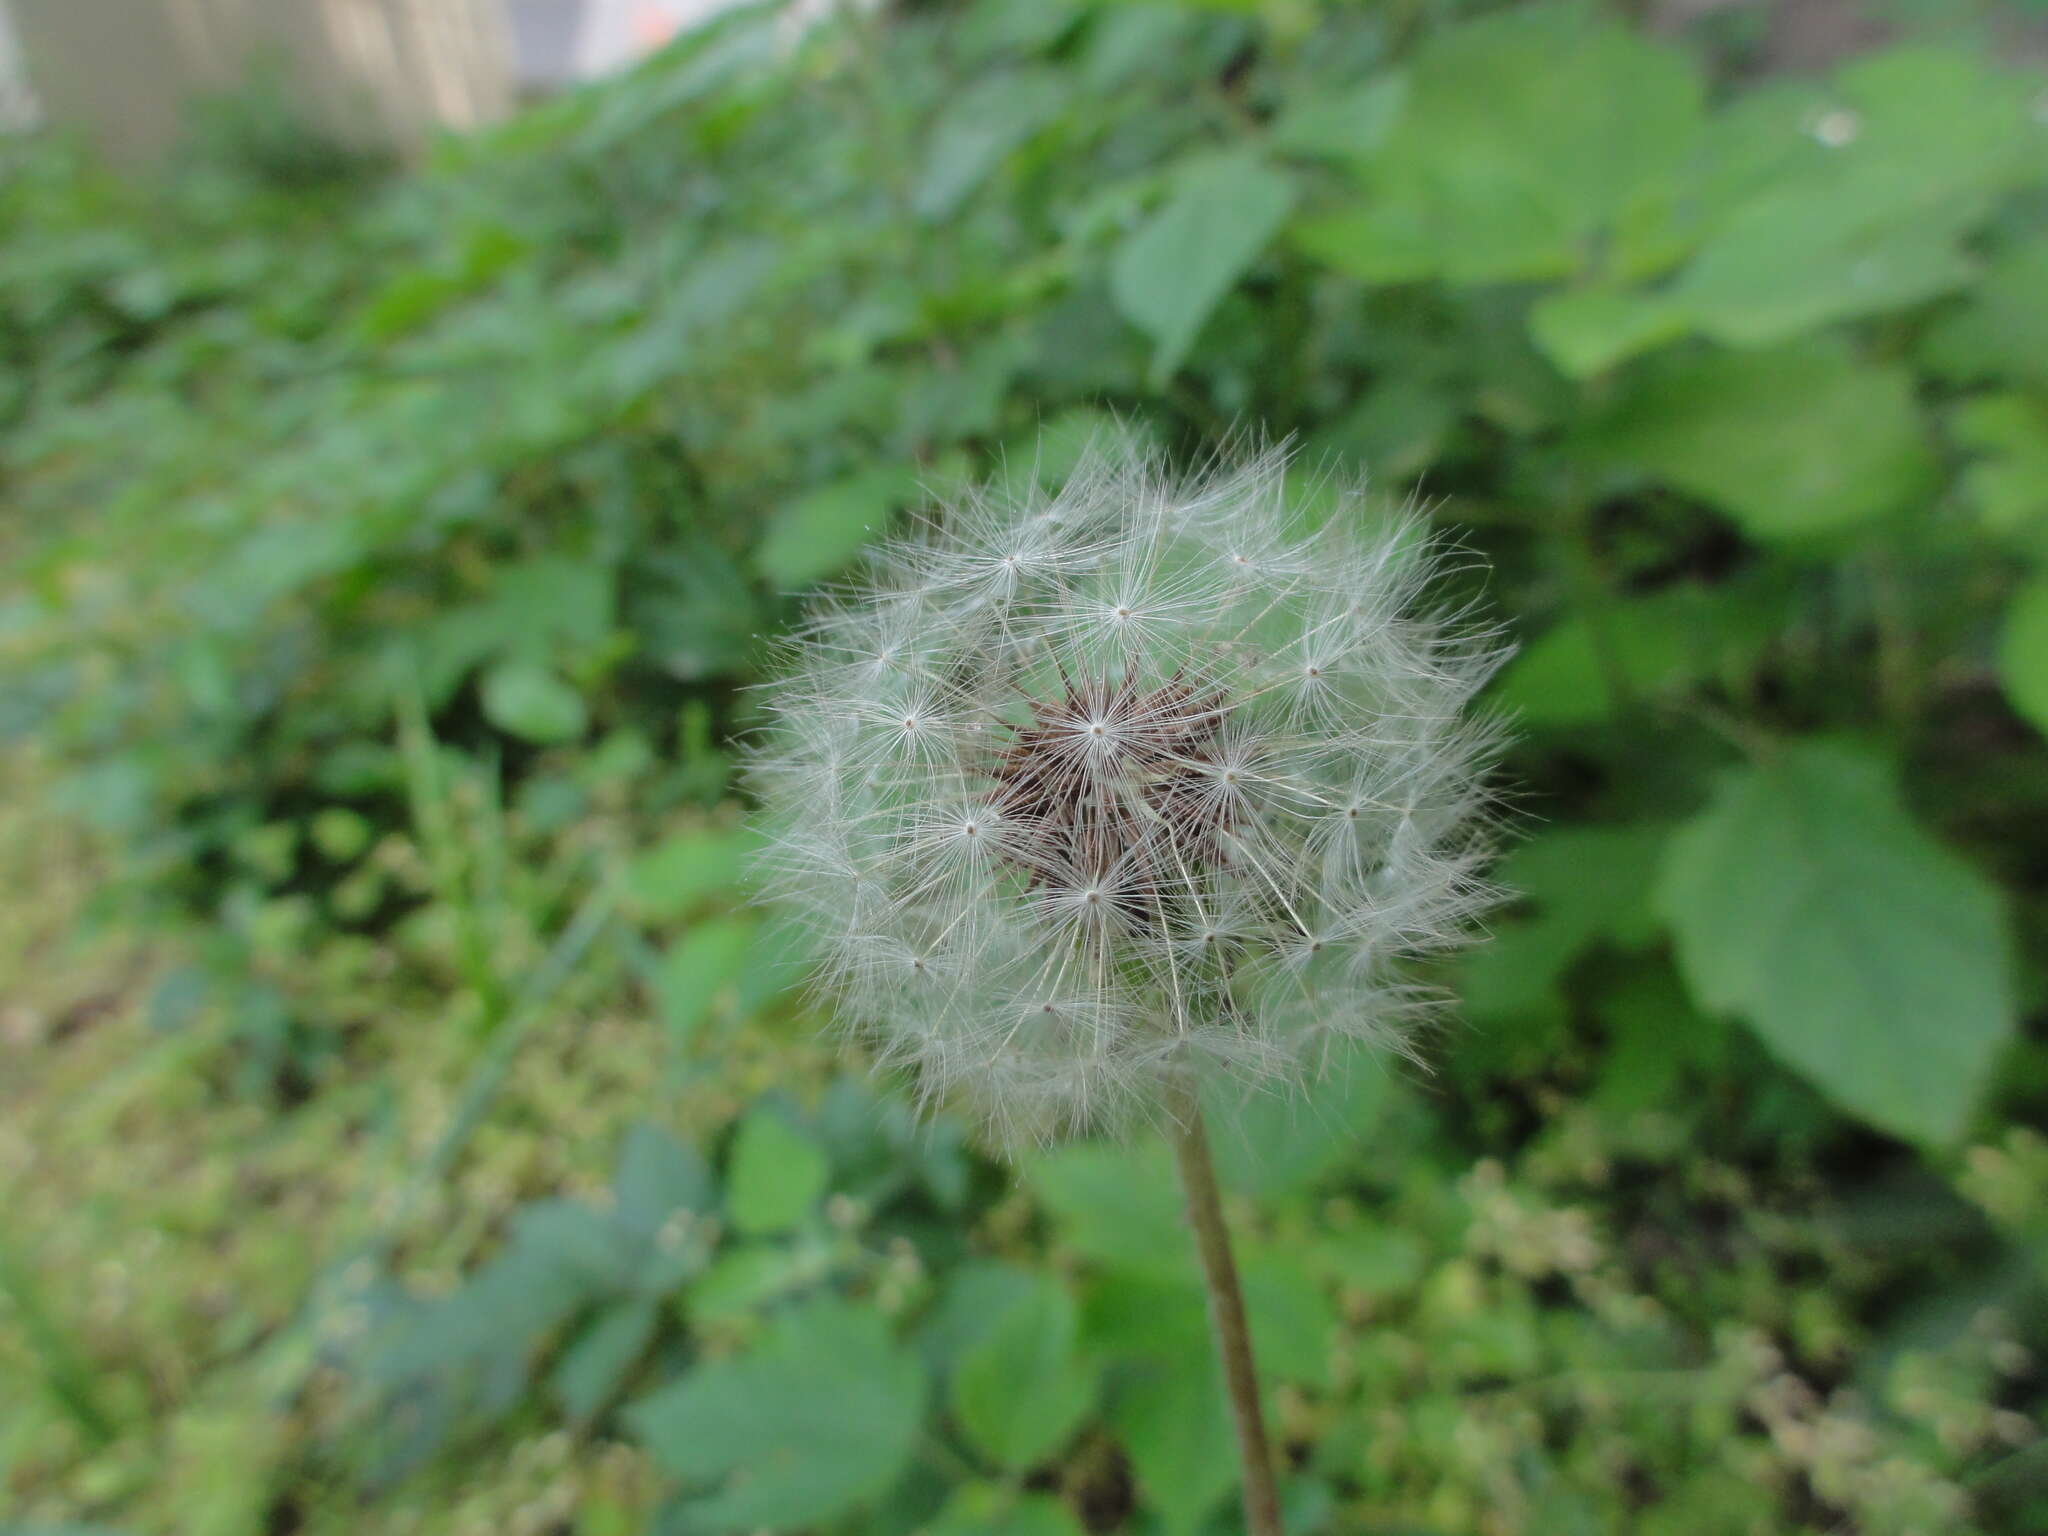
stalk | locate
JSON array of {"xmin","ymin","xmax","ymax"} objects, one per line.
[{"xmin": 1165, "ymin": 1076, "xmax": 1282, "ymax": 1536}]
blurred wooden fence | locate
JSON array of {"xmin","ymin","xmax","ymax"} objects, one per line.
[
  {"xmin": 0, "ymin": 0, "xmax": 34, "ymax": 131},
  {"xmin": 4, "ymin": 0, "xmax": 514, "ymax": 162}
]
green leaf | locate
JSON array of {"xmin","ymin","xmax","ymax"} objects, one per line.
[
  {"xmin": 626, "ymin": 539, "xmax": 759, "ymax": 682},
  {"xmin": 1361, "ymin": 3, "xmax": 1704, "ymax": 285},
  {"xmin": 952, "ymin": 1273, "xmax": 1098, "ymax": 1471},
  {"xmin": 313, "ymin": 740, "xmax": 403, "ymax": 796},
  {"xmin": 651, "ymin": 918, "xmax": 755, "ymax": 1046},
  {"xmin": 1312, "ymin": 1227, "xmax": 1427, "ymax": 1297},
  {"xmin": 1999, "ymin": 578, "xmax": 2048, "ymax": 737},
  {"xmin": 1827, "ymin": 47, "xmax": 2046, "ymax": 204},
  {"xmin": 478, "ymin": 661, "xmax": 587, "ymax": 744},
  {"xmin": 1239, "ymin": 1246, "xmax": 1335, "ymax": 1385},
  {"xmin": 627, "ymin": 1298, "xmax": 924, "ymax": 1531},
  {"xmin": 1495, "ymin": 580, "xmax": 1785, "ymax": 728},
  {"xmin": 1462, "ymin": 824, "xmax": 1668, "ymax": 1023},
  {"xmin": 1291, "ymin": 205, "xmax": 1435, "ymax": 286},
  {"xmin": 1076, "ymin": 1270, "xmax": 1205, "ymax": 1360},
  {"xmin": 1666, "ymin": 187, "xmax": 1976, "ymax": 347},
  {"xmin": 1494, "ymin": 605, "xmax": 1678, "ymax": 728},
  {"xmin": 1308, "ymin": 380, "xmax": 1458, "ymax": 482},
  {"xmin": 1528, "ymin": 287, "xmax": 1689, "ymax": 379},
  {"xmin": 1641, "ymin": 61, "xmax": 1999, "ymax": 346},
  {"xmin": 1270, "ymin": 74, "xmax": 1408, "ymax": 162},
  {"xmin": 1592, "ymin": 961, "xmax": 1730, "ymax": 1114},
  {"xmin": 925, "ymin": 1485, "xmax": 1087, "ymax": 1536},
  {"xmin": 1076, "ymin": 1258, "xmax": 1331, "ymax": 1388},
  {"xmin": 1202, "ymin": 1046, "xmax": 1390, "ymax": 1197},
  {"xmin": 915, "ymin": 69, "xmax": 1068, "ymax": 219},
  {"xmin": 920, "ymin": 1260, "xmax": 1043, "ymax": 1371},
  {"xmin": 1657, "ymin": 741, "xmax": 2015, "ymax": 1145},
  {"xmin": 1438, "ymin": 1295, "xmax": 1543, "ymax": 1379},
  {"xmin": 724, "ymin": 1109, "xmax": 828, "ymax": 1235},
  {"xmin": 686, "ymin": 1241, "xmax": 833, "ymax": 1325},
  {"xmin": 953, "ymin": 0, "xmax": 1084, "ymax": 63},
  {"xmin": 732, "ymin": 918, "xmax": 809, "ymax": 1017},
  {"xmin": 1109, "ymin": 151, "xmax": 1295, "ymax": 385},
  {"xmin": 601, "ymin": 242, "xmax": 772, "ymax": 406},
  {"xmin": 421, "ymin": 557, "xmax": 615, "ymax": 705},
  {"xmin": 755, "ymin": 464, "xmax": 922, "ymax": 588},
  {"xmin": 1580, "ymin": 341, "xmax": 1935, "ymax": 537},
  {"xmin": 1108, "ymin": 1353, "xmax": 1236, "ymax": 1536},
  {"xmin": 507, "ymin": 1200, "xmax": 642, "ymax": 1295},
  {"xmin": 574, "ymin": 12, "xmax": 780, "ymax": 153},
  {"xmin": 1544, "ymin": 47, "xmax": 2046, "ymax": 357},
  {"xmin": 309, "ymin": 807, "xmax": 372, "ymax": 863},
  {"xmin": 1953, "ymin": 394, "xmax": 2048, "ymax": 534},
  {"xmin": 358, "ymin": 1243, "xmax": 593, "ymax": 1390},
  {"xmin": 622, "ymin": 827, "xmax": 755, "ymax": 920},
  {"xmin": 1028, "ymin": 1141, "xmax": 1189, "ymax": 1277},
  {"xmin": 612, "ymin": 1123, "xmax": 714, "ymax": 1242},
  {"xmin": 488, "ymin": 557, "xmax": 615, "ymax": 657},
  {"xmin": 1923, "ymin": 241, "xmax": 2048, "ymax": 387},
  {"xmin": 554, "ymin": 1299, "xmax": 658, "ymax": 1422},
  {"xmin": 994, "ymin": 410, "xmax": 1158, "ymax": 496}
]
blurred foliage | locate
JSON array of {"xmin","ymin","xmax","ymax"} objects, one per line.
[{"xmin": 2, "ymin": 1, "xmax": 2047, "ymax": 1533}]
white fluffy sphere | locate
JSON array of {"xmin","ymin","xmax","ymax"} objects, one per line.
[{"xmin": 750, "ymin": 440, "xmax": 1508, "ymax": 1144}]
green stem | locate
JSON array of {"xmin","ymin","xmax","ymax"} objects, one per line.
[{"xmin": 1164, "ymin": 1076, "xmax": 1283, "ymax": 1536}]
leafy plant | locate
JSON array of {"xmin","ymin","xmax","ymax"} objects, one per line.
[{"xmin": 3, "ymin": 1, "xmax": 2045, "ymax": 1533}]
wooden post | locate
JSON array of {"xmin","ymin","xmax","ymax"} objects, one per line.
[{"xmin": 6, "ymin": 0, "xmax": 514, "ymax": 163}]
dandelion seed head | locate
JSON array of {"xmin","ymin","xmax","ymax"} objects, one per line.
[{"xmin": 750, "ymin": 437, "xmax": 1509, "ymax": 1144}]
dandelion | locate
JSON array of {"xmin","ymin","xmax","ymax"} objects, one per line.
[
  {"xmin": 754, "ymin": 438, "xmax": 1506, "ymax": 1134},
  {"xmin": 749, "ymin": 436, "xmax": 1508, "ymax": 1535}
]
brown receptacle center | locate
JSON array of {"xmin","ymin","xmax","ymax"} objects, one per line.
[{"xmin": 986, "ymin": 669, "xmax": 1230, "ymax": 914}]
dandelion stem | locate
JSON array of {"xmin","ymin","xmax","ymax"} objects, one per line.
[{"xmin": 1165, "ymin": 1075, "xmax": 1283, "ymax": 1536}]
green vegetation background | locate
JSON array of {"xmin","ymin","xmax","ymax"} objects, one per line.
[{"xmin": 3, "ymin": 1, "xmax": 2046, "ymax": 1532}]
